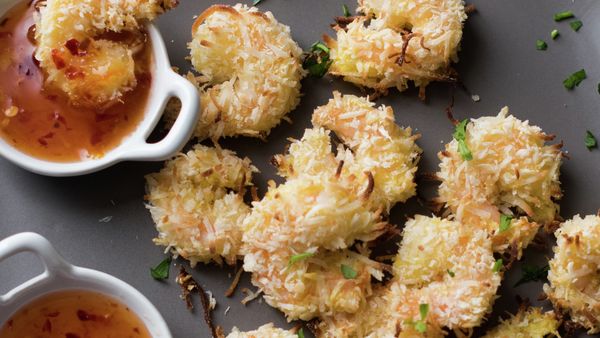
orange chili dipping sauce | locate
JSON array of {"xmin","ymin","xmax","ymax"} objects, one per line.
[
  {"xmin": 0, "ymin": 1, "xmax": 152, "ymax": 163},
  {"xmin": 0, "ymin": 290, "xmax": 152, "ymax": 338}
]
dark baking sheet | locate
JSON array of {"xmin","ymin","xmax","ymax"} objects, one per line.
[{"xmin": 1, "ymin": 0, "xmax": 599, "ymax": 337}]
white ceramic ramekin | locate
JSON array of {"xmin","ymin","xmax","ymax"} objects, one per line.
[
  {"xmin": 0, "ymin": 0, "xmax": 200, "ymax": 177},
  {"xmin": 0, "ymin": 232, "xmax": 172, "ymax": 337}
]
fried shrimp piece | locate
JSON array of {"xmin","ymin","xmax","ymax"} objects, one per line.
[
  {"xmin": 482, "ymin": 307, "xmax": 560, "ymax": 338},
  {"xmin": 242, "ymin": 92, "xmax": 421, "ymax": 320},
  {"xmin": 146, "ymin": 145, "xmax": 257, "ymax": 266},
  {"xmin": 226, "ymin": 323, "xmax": 297, "ymax": 338},
  {"xmin": 186, "ymin": 4, "xmax": 305, "ymax": 140},
  {"xmin": 325, "ymin": 0, "xmax": 466, "ymax": 96},
  {"xmin": 34, "ymin": 0, "xmax": 176, "ymax": 107},
  {"xmin": 544, "ymin": 215, "xmax": 600, "ymax": 334},
  {"xmin": 436, "ymin": 107, "xmax": 562, "ymax": 258},
  {"xmin": 316, "ymin": 216, "xmax": 501, "ymax": 337}
]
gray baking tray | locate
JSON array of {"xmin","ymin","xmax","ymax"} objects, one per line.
[{"xmin": 1, "ymin": 0, "xmax": 599, "ymax": 337}]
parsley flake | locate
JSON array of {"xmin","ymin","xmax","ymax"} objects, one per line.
[
  {"xmin": 415, "ymin": 321, "xmax": 427, "ymax": 333},
  {"xmin": 297, "ymin": 328, "xmax": 305, "ymax": 338},
  {"xmin": 563, "ymin": 69, "xmax": 587, "ymax": 90},
  {"xmin": 419, "ymin": 303, "xmax": 429, "ymax": 319},
  {"xmin": 289, "ymin": 252, "xmax": 314, "ymax": 267},
  {"xmin": 499, "ymin": 214, "xmax": 512, "ymax": 233},
  {"xmin": 536, "ymin": 40, "xmax": 547, "ymax": 51},
  {"xmin": 554, "ymin": 10, "xmax": 574, "ymax": 21},
  {"xmin": 551, "ymin": 29, "xmax": 559, "ymax": 40},
  {"xmin": 585, "ymin": 131, "xmax": 597, "ymax": 150},
  {"xmin": 453, "ymin": 119, "xmax": 473, "ymax": 161},
  {"xmin": 342, "ymin": 4, "xmax": 351, "ymax": 17},
  {"xmin": 514, "ymin": 264, "xmax": 549, "ymax": 287},
  {"xmin": 570, "ymin": 20, "xmax": 583, "ymax": 32},
  {"xmin": 447, "ymin": 269, "xmax": 455, "ymax": 278},
  {"xmin": 493, "ymin": 259, "xmax": 503, "ymax": 273},
  {"xmin": 303, "ymin": 41, "xmax": 333, "ymax": 78},
  {"xmin": 414, "ymin": 304, "xmax": 429, "ymax": 333},
  {"xmin": 341, "ymin": 264, "xmax": 358, "ymax": 279},
  {"xmin": 150, "ymin": 257, "xmax": 171, "ymax": 280}
]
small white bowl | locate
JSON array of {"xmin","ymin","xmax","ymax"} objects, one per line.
[
  {"xmin": 0, "ymin": 0, "xmax": 200, "ymax": 177},
  {"xmin": 0, "ymin": 232, "xmax": 172, "ymax": 337}
]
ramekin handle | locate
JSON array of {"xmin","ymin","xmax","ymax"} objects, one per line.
[
  {"xmin": 0, "ymin": 232, "xmax": 72, "ymax": 305},
  {"xmin": 122, "ymin": 70, "xmax": 200, "ymax": 161}
]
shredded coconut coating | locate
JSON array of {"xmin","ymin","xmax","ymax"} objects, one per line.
[
  {"xmin": 242, "ymin": 92, "xmax": 420, "ymax": 321},
  {"xmin": 317, "ymin": 216, "xmax": 501, "ymax": 337},
  {"xmin": 482, "ymin": 307, "xmax": 560, "ymax": 338},
  {"xmin": 326, "ymin": 0, "xmax": 466, "ymax": 94},
  {"xmin": 437, "ymin": 107, "xmax": 562, "ymax": 258},
  {"xmin": 34, "ymin": 0, "xmax": 176, "ymax": 107},
  {"xmin": 146, "ymin": 145, "xmax": 257, "ymax": 266},
  {"xmin": 226, "ymin": 323, "xmax": 297, "ymax": 338},
  {"xmin": 185, "ymin": 4, "xmax": 305, "ymax": 140},
  {"xmin": 544, "ymin": 215, "xmax": 600, "ymax": 334}
]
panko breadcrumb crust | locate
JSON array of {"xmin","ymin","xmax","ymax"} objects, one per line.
[
  {"xmin": 145, "ymin": 145, "xmax": 257, "ymax": 266},
  {"xmin": 482, "ymin": 307, "xmax": 560, "ymax": 338},
  {"xmin": 437, "ymin": 107, "xmax": 562, "ymax": 259},
  {"xmin": 544, "ymin": 215, "xmax": 600, "ymax": 334},
  {"xmin": 242, "ymin": 92, "xmax": 421, "ymax": 321},
  {"xmin": 35, "ymin": 0, "xmax": 176, "ymax": 107},
  {"xmin": 226, "ymin": 323, "xmax": 297, "ymax": 338},
  {"xmin": 326, "ymin": 0, "xmax": 466, "ymax": 96},
  {"xmin": 317, "ymin": 216, "xmax": 501, "ymax": 337},
  {"xmin": 183, "ymin": 4, "xmax": 305, "ymax": 140}
]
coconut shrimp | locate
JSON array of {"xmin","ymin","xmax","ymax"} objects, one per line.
[
  {"xmin": 226, "ymin": 323, "xmax": 296, "ymax": 338},
  {"xmin": 482, "ymin": 307, "xmax": 560, "ymax": 338},
  {"xmin": 325, "ymin": 0, "xmax": 466, "ymax": 97},
  {"xmin": 316, "ymin": 215, "xmax": 501, "ymax": 338},
  {"xmin": 145, "ymin": 145, "xmax": 257, "ymax": 266},
  {"xmin": 544, "ymin": 215, "xmax": 600, "ymax": 334},
  {"xmin": 242, "ymin": 92, "xmax": 421, "ymax": 320},
  {"xmin": 182, "ymin": 4, "xmax": 304, "ymax": 140},
  {"xmin": 34, "ymin": 0, "xmax": 176, "ymax": 107},
  {"xmin": 436, "ymin": 107, "xmax": 562, "ymax": 259}
]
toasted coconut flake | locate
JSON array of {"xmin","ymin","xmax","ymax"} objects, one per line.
[
  {"xmin": 226, "ymin": 323, "xmax": 297, "ymax": 338},
  {"xmin": 482, "ymin": 307, "xmax": 560, "ymax": 337}
]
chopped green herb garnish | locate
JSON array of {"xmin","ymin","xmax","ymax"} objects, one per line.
[
  {"xmin": 342, "ymin": 4, "xmax": 351, "ymax": 17},
  {"xmin": 252, "ymin": 0, "xmax": 262, "ymax": 5},
  {"xmin": 297, "ymin": 328, "xmax": 305, "ymax": 338},
  {"xmin": 563, "ymin": 69, "xmax": 587, "ymax": 90},
  {"xmin": 514, "ymin": 264, "xmax": 549, "ymax": 287},
  {"xmin": 554, "ymin": 10, "xmax": 574, "ymax": 21},
  {"xmin": 536, "ymin": 39, "xmax": 547, "ymax": 51},
  {"xmin": 585, "ymin": 131, "xmax": 597, "ymax": 150},
  {"xmin": 570, "ymin": 20, "xmax": 583, "ymax": 31},
  {"xmin": 303, "ymin": 41, "xmax": 333, "ymax": 78},
  {"xmin": 341, "ymin": 264, "xmax": 358, "ymax": 279},
  {"xmin": 447, "ymin": 269, "xmax": 455, "ymax": 277},
  {"xmin": 289, "ymin": 252, "xmax": 314, "ymax": 267},
  {"xmin": 413, "ymin": 304, "xmax": 429, "ymax": 333},
  {"xmin": 150, "ymin": 257, "xmax": 171, "ymax": 280},
  {"xmin": 493, "ymin": 259, "xmax": 503, "ymax": 273},
  {"xmin": 499, "ymin": 214, "xmax": 512, "ymax": 233},
  {"xmin": 551, "ymin": 29, "xmax": 559, "ymax": 40},
  {"xmin": 597, "ymin": 83, "xmax": 600, "ymax": 95},
  {"xmin": 453, "ymin": 120, "xmax": 473, "ymax": 161}
]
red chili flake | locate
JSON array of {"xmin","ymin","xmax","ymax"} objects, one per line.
[
  {"xmin": 7, "ymin": 320, "xmax": 13, "ymax": 329},
  {"xmin": 46, "ymin": 94, "xmax": 58, "ymax": 101},
  {"xmin": 65, "ymin": 334, "xmax": 80, "ymax": 338},
  {"xmin": 90, "ymin": 131, "xmax": 104, "ymax": 145},
  {"xmin": 64, "ymin": 39, "xmax": 79, "ymax": 56},
  {"xmin": 0, "ymin": 32, "xmax": 12, "ymax": 39},
  {"xmin": 76, "ymin": 310, "xmax": 100, "ymax": 321},
  {"xmin": 137, "ymin": 72, "xmax": 152, "ymax": 85},
  {"xmin": 52, "ymin": 111, "xmax": 66, "ymax": 125},
  {"xmin": 46, "ymin": 311, "xmax": 60, "ymax": 317},
  {"xmin": 42, "ymin": 319, "xmax": 52, "ymax": 332},
  {"xmin": 38, "ymin": 137, "xmax": 48, "ymax": 146},
  {"xmin": 0, "ymin": 18, "xmax": 8, "ymax": 27},
  {"xmin": 51, "ymin": 49, "xmax": 65, "ymax": 69},
  {"xmin": 95, "ymin": 113, "xmax": 119, "ymax": 123},
  {"xmin": 65, "ymin": 66, "xmax": 84, "ymax": 80}
]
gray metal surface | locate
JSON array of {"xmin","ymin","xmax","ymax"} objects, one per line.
[{"xmin": 1, "ymin": 0, "xmax": 599, "ymax": 337}]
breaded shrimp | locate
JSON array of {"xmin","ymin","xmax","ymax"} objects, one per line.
[
  {"xmin": 227, "ymin": 323, "xmax": 296, "ymax": 338},
  {"xmin": 242, "ymin": 92, "xmax": 421, "ymax": 320},
  {"xmin": 34, "ymin": 0, "xmax": 176, "ymax": 107},
  {"xmin": 544, "ymin": 215, "xmax": 600, "ymax": 334},
  {"xmin": 317, "ymin": 216, "xmax": 501, "ymax": 337},
  {"xmin": 185, "ymin": 4, "xmax": 305, "ymax": 140},
  {"xmin": 436, "ymin": 107, "xmax": 562, "ymax": 258},
  {"xmin": 482, "ymin": 307, "xmax": 560, "ymax": 338},
  {"xmin": 325, "ymin": 0, "xmax": 466, "ymax": 96},
  {"xmin": 145, "ymin": 145, "xmax": 257, "ymax": 266}
]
